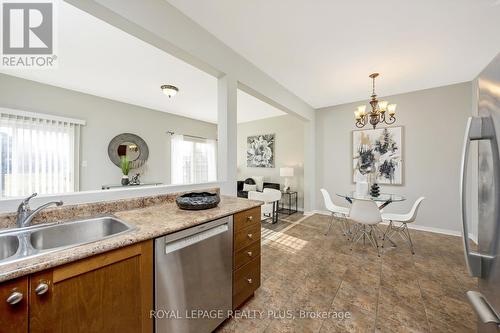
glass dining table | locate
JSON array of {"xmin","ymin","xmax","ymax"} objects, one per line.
[
  {"xmin": 336, "ymin": 192, "xmax": 406, "ymax": 209},
  {"xmin": 336, "ymin": 192, "xmax": 406, "ymax": 247}
]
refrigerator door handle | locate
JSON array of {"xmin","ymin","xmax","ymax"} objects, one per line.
[
  {"xmin": 460, "ymin": 116, "xmax": 497, "ymax": 277},
  {"xmin": 467, "ymin": 291, "xmax": 500, "ymax": 326}
]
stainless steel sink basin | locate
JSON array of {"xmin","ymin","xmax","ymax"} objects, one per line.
[
  {"xmin": 0, "ymin": 216, "xmax": 133, "ymax": 265},
  {"xmin": 0, "ymin": 235, "xmax": 19, "ymax": 260},
  {"xmin": 30, "ymin": 217, "xmax": 133, "ymax": 250}
]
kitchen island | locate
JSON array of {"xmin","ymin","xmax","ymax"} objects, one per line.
[{"xmin": 0, "ymin": 191, "xmax": 262, "ymax": 333}]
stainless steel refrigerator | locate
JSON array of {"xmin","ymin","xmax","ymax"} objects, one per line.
[{"xmin": 461, "ymin": 52, "xmax": 500, "ymax": 332}]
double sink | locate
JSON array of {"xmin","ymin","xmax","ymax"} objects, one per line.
[{"xmin": 0, "ymin": 216, "xmax": 134, "ymax": 265}]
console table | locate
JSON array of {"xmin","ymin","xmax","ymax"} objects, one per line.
[{"xmin": 102, "ymin": 182, "xmax": 162, "ymax": 190}]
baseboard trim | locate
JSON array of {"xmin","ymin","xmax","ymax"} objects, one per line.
[{"xmin": 308, "ymin": 209, "xmax": 476, "ymax": 242}]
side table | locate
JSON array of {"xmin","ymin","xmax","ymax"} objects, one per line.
[{"xmin": 279, "ymin": 191, "xmax": 298, "ymax": 215}]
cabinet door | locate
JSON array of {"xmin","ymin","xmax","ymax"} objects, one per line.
[
  {"xmin": 0, "ymin": 276, "xmax": 29, "ymax": 333},
  {"xmin": 233, "ymin": 256, "xmax": 261, "ymax": 309},
  {"xmin": 29, "ymin": 241, "xmax": 153, "ymax": 333}
]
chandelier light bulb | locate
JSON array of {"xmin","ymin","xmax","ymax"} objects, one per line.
[
  {"xmin": 357, "ymin": 105, "xmax": 367, "ymax": 116},
  {"xmin": 388, "ymin": 104, "xmax": 397, "ymax": 115},
  {"xmin": 378, "ymin": 100, "xmax": 388, "ymax": 112}
]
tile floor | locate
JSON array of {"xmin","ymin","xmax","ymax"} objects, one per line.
[{"xmin": 216, "ymin": 214, "xmax": 478, "ymax": 333}]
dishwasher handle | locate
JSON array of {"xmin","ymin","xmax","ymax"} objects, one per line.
[{"xmin": 163, "ymin": 224, "xmax": 229, "ymax": 254}]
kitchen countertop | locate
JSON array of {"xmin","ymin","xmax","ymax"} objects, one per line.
[{"xmin": 0, "ymin": 195, "xmax": 262, "ymax": 283}]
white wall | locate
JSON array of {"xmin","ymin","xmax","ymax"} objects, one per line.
[
  {"xmin": 0, "ymin": 74, "xmax": 217, "ymax": 191},
  {"xmin": 316, "ymin": 82, "xmax": 472, "ymax": 234},
  {"xmin": 237, "ymin": 115, "xmax": 305, "ymax": 209}
]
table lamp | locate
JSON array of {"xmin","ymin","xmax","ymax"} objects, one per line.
[{"xmin": 280, "ymin": 167, "xmax": 294, "ymax": 192}]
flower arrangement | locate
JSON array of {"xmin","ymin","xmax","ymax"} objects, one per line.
[
  {"xmin": 120, "ymin": 156, "xmax": 130, "ymax": 175},
  {"xmin": 120, "ymin": 156, "xmax": 130, "ymax": 185}
]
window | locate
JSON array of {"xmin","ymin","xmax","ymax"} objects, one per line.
[
  {"xmin": 0, "ymin": 109, "xmax": 83, "ymax": 198},
  {"xmin": 171, "ymin": 134, "xmax": 217, "ymax": 184}
]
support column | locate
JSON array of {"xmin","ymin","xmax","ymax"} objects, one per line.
[
  {"xmin": 217, "ymin": 75, "xmax": 238, "ymax": 196},
  {"xmin": 303, "ymin": 116, "xmax": 316, "ymax": 213}
]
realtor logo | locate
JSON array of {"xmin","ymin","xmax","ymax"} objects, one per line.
[
  {"xmin": 3, "ymin": 2, "xmax": 53, "ymax": 54},
  {"xmin": 1, "ymin": 1, "xmax": 57, "ymax": 68}
]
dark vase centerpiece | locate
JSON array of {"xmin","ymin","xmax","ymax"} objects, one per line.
[
  {"xmin": 176, "ymin": 192, "xmax": 220, "ymax": 210},
  {"xmin": 370, "ymin": 183, "xmax": 380, "ymax": 197}
]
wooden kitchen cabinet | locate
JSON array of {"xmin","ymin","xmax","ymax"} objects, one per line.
[
  {"xmin": 0, "ymin": 240, "xmax": 153, "ymax": 333},
  {"xmin": 232, "ymin": 207, "xmax": 261, "ymax": 309},
  {"xmin": 30, "ymin": 240, "xmax": 153, "ymax": 333},
  {"xmin": 0, "ymin": 276, "xmax": 29, "ymax": 333}
]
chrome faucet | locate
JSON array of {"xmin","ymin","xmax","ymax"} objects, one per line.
[{"xmin": 16, "ymin": 193, "xmax": 63, "ymax": 228}]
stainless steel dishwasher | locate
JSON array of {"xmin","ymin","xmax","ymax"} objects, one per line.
[{"xmin": 154, "ymin": 216, "xmax": 233, "ymax": 333}]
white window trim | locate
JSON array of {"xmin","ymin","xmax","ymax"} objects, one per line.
[{"xmin": 0, "ymin": 107, "xmax": 86, "ymax": 126}]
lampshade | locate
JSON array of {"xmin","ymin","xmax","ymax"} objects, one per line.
[
  {"xmin": 388, "ymin": 104, "xmax": 397, "ymax": 115},
  {"xmin": 280, "ymin": 167, "xmax": 294, "ymax": 177},
  {"xmin": 357, "ymin": 105, "xmax": 367, "ymax": 115},
  {"xmin": 378, "ymin": 100, "xmax": 388, "ymax": 111}
]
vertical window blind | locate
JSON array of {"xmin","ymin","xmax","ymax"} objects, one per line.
[
  {"xmin": 171, "ymin": 134, "xmax": 217, "ymax": 185},
  {"xmin": 0, "ymin": 108, "xmax": 84, "ymax": 198}
]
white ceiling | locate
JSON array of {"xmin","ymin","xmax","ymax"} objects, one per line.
[
  {"xmin": 166, "ymin": 0, "xmax": 500, "ymax": 108},
  {"xmin": 0, "ymin": 1, "xmax": 285, "ymax": 124}
]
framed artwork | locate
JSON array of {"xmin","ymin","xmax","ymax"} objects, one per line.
[
  {"xmin": 247, "ymin": 134, "xmax": 275, "ymax": 168},
  {"xmin": 352, "ymin": 126, "xmax": 403, "ymax": 185}
]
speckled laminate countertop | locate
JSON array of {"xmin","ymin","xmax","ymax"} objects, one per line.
[{"xmin": 0, "ymin": 196, "xmax": 262, "ymax": 282}]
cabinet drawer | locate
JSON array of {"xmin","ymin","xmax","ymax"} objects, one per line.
[
  {"xmin": 233, "ymin": 256, "xmax": 261, "ymax": 309},
  {"xmin": 234, "ymin": 207, "xmax": 261, "ymax": 233},
  {"xmin": 234, "ymin": 241, "xmax": 261, "ymax": 270},
  {"xmin": 234, "ymin": 221, "xmax": 261, "ymax": 252}
]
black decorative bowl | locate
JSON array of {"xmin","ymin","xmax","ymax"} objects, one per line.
[{"xmin": 176, "ymin": 192, "xmax": 220, "ymax": 210}]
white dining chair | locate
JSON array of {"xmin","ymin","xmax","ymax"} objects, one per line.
[
  {"xmin": 381, "ymin": 197, "xmax": 425, "ymax": 254},
  {"xmin": 320, "ymin": 188, "xmax": 350, "ymax": 236},
  {"xmin": 248, "ymin": 188, "xmax": 282, "ymax": 224},
  {"xmin": 349, "ymin": 198, "xmax": 383, "ymax": 256}
]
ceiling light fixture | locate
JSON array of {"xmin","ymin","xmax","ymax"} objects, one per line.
[
  {"xmin": 354, "ymin": 73, "xmax": 397, "ymax": 129},
  {"xmin": 161, "ymin": 84, "xmax": 179, "ymax": 98}
]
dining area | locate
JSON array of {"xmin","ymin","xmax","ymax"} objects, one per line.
[{"xmin": 320, "ymin": 188, "xmax": 425, "ymax": 256}]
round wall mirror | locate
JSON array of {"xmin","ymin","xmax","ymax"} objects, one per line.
[{"xmin": 108, "ymin": 133, "xmax": 149, "ymax": 168}]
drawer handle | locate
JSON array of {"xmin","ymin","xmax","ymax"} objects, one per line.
[
  {"xmin": 6, "ymin": 291, "xmax": 23, "ymax": 305},
  {"xmin": 247, "ymin": 216, "xmax": 253, "ymax": 222},
  {"xmin": 247, "ymin": 251, "xmax": 253, "ymax": 257},
  {"xmin": 247, "ymin": 278, "xmax": 253, "ymax": 284},
  {"xmin": 247, "ymin": 233, "xmax": 253, "ymax": 239},
  {"xmin": 35, "ymin": 282, "xmax": 49, "ymax": 296}
]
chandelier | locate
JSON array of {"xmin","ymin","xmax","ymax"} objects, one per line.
[{"xmin": 354, "ymin": 73, "xmax": 397, "ymax": 129}]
